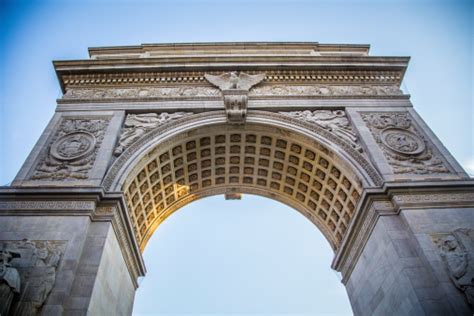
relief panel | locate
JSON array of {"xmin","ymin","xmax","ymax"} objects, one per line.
[
  {"xmin": 0, "ymin": 239, "xmax": 66, "ymax": 315},
  {"xmin": 31, "ymin": 118, "xmax": 110, "ymax": 181},
  {"xmin": 361, "ymin": 112, "xmax": 450, "ymax": 174},
  {"xmin": 432, "ymin": 229, "xmax": 474, "ymax": 307}
]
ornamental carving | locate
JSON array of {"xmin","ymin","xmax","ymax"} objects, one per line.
[
  {"xmin": 279, "ymin": 110, "xmax": 361, "ymax": 152},
  {"xmin": 432, "ymin": 229, "xmax": 474, "ymax": 307},
  {"xmin": 31, "ymin": 118, "xmax": 109, "ymax": 181},
  {"xmin": 63, "ymin": 86, "xmax": 220, "ymax": 100},
  {"xmin": 62, "ymin": 84, "xmax": 403, "ymax": 101},
  {"xmin": 0, "ymin": 239, "xmax": 66, "ymax": 315},
  {"xmin": 114, "ymin": 112, "xmax": 192, "ymax": 156},
  {"xmin": 361, "ymin": 112, "xmax": 449, "ymax": 174},
  {"xmin": 250, "ymin": 84, "xmax": 403, "ymax": 97},
  {"xmin": 205, "ymin": 72, "xmax": 265, "ymax": 123}
]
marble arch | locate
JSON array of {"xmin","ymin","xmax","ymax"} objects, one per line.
[
  {"xmin": 1, "ymin": 42, "xmax": 474, "ymax": 315},
  {"xmin": 107, "ymin": 111, "xmax": 378, "ymax": 251}
]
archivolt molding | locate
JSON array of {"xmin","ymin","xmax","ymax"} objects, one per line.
[
  {"xmin": 104, "ymin": 111, "xmax": 382, "ymax": 192},
  {"xmin": 121, "ymin": 125, "xmax": 363, "ymax": 251},
  {"xmin": 103, "ymin": 111, "xmax": 384, "ymax": 252}
]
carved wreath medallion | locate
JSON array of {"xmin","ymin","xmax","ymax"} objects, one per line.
[
  {"xmin": 361, "ymin": 112, "xmax": 449, "ymax": 175},
  {"xmin": 50, "ymin": 132, "xmax": 96, "ymax": 161},
  {"xmin": 380, "ymin": 128, "xmax": 425, "ymax": 155},
  {"xmin": 31, "ymin": 118, "xmax": 109, "ymax": 181}
]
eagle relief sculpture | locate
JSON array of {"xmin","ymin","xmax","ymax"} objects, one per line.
[{"xmin": 205, "ymin": 72, "xmax": 265, "ymax": 123}]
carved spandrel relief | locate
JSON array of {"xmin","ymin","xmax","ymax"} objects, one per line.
[
  {"xmin": 0, "ymin": 240, "xmax": 66, "ymax": 316},
  {"xmin": 114, "ymin": 112, "xmax": 192, "ymax": 156},
  {"xmin": 361, "ymin": 112, "xmax": 449, "ymax": 174},
  {"xmin": 205, "ymin": 72, "xmax": 265, "ymax": 123},
  {"xmin": 31, "ymin": 118, "xmax": 109, "ymax": 181},
  {"xmin": 250, "ymin": 84, "xmax": 403, "ymax": 97},
  {"xmin": 433, "ymin": 229, "xmax": 474, "ymax": 307},
  {"xmin": 279, "ymin": 110, "xmax": 361, "ymax": 152}
]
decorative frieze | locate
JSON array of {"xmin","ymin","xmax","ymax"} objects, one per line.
[
  {"xmin": 250, "ymin": 84, "xmax": 402, "ymax": 97},
  {"xmin": 31, "ymin": 118, "xmax": 109, "ymax": 181},
  {"xmin": 432, "ymin": 229, "xmax": 474, "ymax": 307},
  {"xmin": 361, "ymin": 112, "xmax": 449, "ymax": 174},
  {"xmin": 63, "ymin": 86, "xmax": 220, "ymax": 100},
  {"xmin": 114, "ymin": 112, "xmax": 192, "ymax": 156},
  {"xmin": 279, "ymin": 110, "xmax": 361, "ymax": 152},
  {"xmin": 62, "ymin": 84, "xmax": 403, "ymax": 101},
  {"xmin": 0, "ymin": 239, "xmax": 66, "ymax": 315}
]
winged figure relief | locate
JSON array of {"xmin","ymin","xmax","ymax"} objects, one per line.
[{"xmin": 205, "ymin": 72, "xmax": 265, "ymax": 91}]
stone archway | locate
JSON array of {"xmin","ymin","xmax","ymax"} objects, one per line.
[
  {"xmin": 1, "ymin": 42, "xmax": 473, "ymax": 315},
  {"xmin": 105, "ymin": 111, "xmax": 380, "ymax": 253}
]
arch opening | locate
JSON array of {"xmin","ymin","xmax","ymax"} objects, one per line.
[
  {"xmin": 133, "ymin": 194, "xmax": 353, "ymax": 315},
  {"xmin": 120, "ymin": 122, "xmax": 364, "ymax": 252}
]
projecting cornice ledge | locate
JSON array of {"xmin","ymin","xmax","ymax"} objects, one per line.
[
  {"xmin": 332, "ymin": 180, "xmax": 474, "ymax": 284},
  {"xmin": 0, "ymin": 187, "xmax": 146, "ymax": 287}
]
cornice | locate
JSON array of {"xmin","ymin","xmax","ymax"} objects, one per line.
[
  {"xmin": 332, "ymin": 180, "xmax": 474, "ymax": 283},
  {"xmin": 54, "ymin": 58, "xmax": 409, "ymax": 93},
  {"xmin": 0, "ymin": 187, "xmax": 146, "ymax": 287}
]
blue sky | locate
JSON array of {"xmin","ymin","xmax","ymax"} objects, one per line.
[{"xmin": 0, "ymin": 0, "xmax": 472, "ymax": 315}]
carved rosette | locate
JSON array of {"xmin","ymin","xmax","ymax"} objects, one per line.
[
  {"xmin": 114, "ymin": 112, "xmax": 193, "ymax": 156},
  {"xmin": 361, "ymin": 112, "xmax": 449, "ymax": 174},
  {"xmin": 279, "ymin": 110, "xmax": 362, "ymax": 152},
  {"xmin": 31, "ymin": 118, "xmax": 109, "ymax": 181},
  {"xmin": 0, "ymin": 239, "xmax": 66, "ymax": 315},
  {"xmin": 432, "ymin": 229, "xmax": 474, "ymax": 306}
]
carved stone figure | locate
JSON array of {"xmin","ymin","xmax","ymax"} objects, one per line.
[
  {"xmin": 114, "ymin": 112, "xmax": 192, "ymax": 155},
  {"xmin": 32, "ymin": 118, "xmax": 109, "ymax": 181},
  {"xmin": 0, "ymin": 239, "xmax": 65, "ymax": 316},
  {"xmin": 0, "ymin": 248, "xmax": 21, "ymax": 316},
  {"xmin": 433, "ymin": 229, "xmax": 474, "ymax": 306},
  {"xmin": 279, "ymin": 110, "xmax": 361, "ymax": 151},
  {"xmin": 361, "ymin": 112, "xmax": 449, "ymax": 174},
  {"xmin": 205, "ymin": 72, "xmax": 265, "ymax": 123}
]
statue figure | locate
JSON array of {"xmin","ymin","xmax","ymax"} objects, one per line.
[
  {"xmin": 204, "ymin": 72, "xmax": 265, "ymax": 123},
  {"xmin": 114, "ymin": 112, "xmax": 191, "ymax": 155},
  {"xmin": 435, "ymin": 229, "xmax": 474, "ymax": 306},
  {"xmin": 204, "ymin": 72, "xmax": 265, "ymax": 91},
  {"xmin": 0, "ymin": 248, "xmax": 21, "ymax": 316},
  {"xmin": 280, "ymin": 110, "xmax": 361, "ymax": 151},
  {"xmin": 11, "ymin": 241, "xmax": 63, "ymax": 316}
]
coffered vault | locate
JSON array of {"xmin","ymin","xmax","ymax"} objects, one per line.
[{"xmin": 1, "ymin": 42, "xmax": 473, "ymax": 315}]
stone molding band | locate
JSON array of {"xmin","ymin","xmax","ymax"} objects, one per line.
[
  {"xmin": 0, "ymin": 189, "xmax": 146, "ymax": 288},
  {"xmin": 333, "ymin": 183, "xmax": 474, "ymax": 283},
  {"xmin": 103, "ymin": 110, "xmax": 383, "ymax": 192}
]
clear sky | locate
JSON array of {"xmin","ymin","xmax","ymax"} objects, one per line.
[{"xmin": 0, "ymin": 0, "xmax": 473, "ymax": 315}]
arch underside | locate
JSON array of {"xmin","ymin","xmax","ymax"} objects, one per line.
[{"xmin": 121, "ymin": 123, "xmax": 365, "ymax": 252}]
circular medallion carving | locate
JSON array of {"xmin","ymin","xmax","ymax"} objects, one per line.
[
  {"xmin": 381, "ymin": 128, "xmax": 425, "ymax": 155},
  {"xmin": 50, "ymin": 132, "xmax": 96, "ymax": 161}
]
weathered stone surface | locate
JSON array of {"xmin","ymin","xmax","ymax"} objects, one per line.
[{"xmin": 2, "ymin": 42, "xmax": 473, "ymax": 316}]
